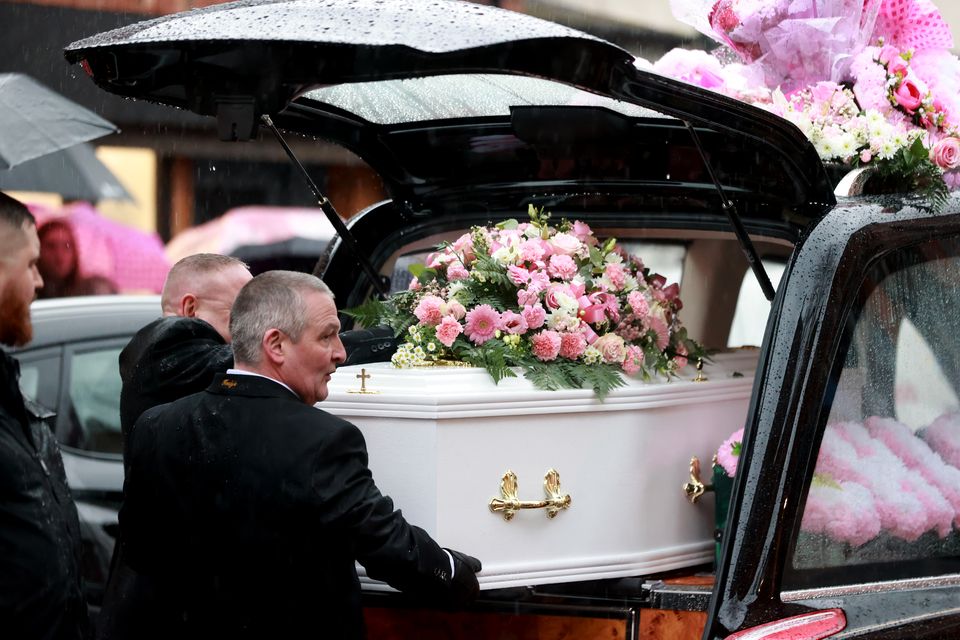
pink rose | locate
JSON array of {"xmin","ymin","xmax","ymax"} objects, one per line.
[
  {"xmin": 548, "ymin": 232, "xmax": 581, "ymax": 256},
  {"xmin": 572, "ymin": 220, "xmax": 593, "ymax": 242},
  {"xmin": 622, "ymin": 345, "xmax": 644, "ymax": 375},
  {"xmin": 860, "ymin": 149, "xmax": 872, "ymax": 163},
  {"xmin": 435, "ymin": 315, "xmax": 463, "ymax": 347},
  {"xmin": 543, "ymin": 284, "xmax": 569, "ymax": 310},
  {"xmin": 893, "ymin": 74, "xmax": 927, "ymax": 114},
  {"xmin": 447, "ymin": 300, "xmax": 467, "ymax": 320},
  {"xmin": 413, "ymin": 295, "xmax": 444, "ymax": 326},
  {"xmin": 447, "ymin": 263, "xmax": 470, "ymax": 281},
  {"xmin": 930, "ymin": 137, "xmax": 960, "ymax": 170},
  {"xmin": 558, "ymin": 332, "xmax": 586, "ymax": 359},
  {"xmin": 499, "ymin": 310, "xmax": 528, "ymax": 335},
  {"xmin": 530, "ymin": 330, "xmax": 562, "ymax": 361},
  {"xmin": 547, "ymin": 254, "xmax": 578, "ymax": 280},
  {"xmin": 408, "ymin": 276, "xmax": 421, "ymax": 291},
  {"xmin": 463, "ymin": 305, "xmax": 501, "ymax": 345},
  {"xmin": 452, "ymin": 233, "xmax": 475, "ymax": 261},
  {"xmin": 593, "ymin": 333, "xmax": 626, "ymax": 364},
  {"xmin": 521, "ymin": 304, "xmax": 546, "ymax": 330}
]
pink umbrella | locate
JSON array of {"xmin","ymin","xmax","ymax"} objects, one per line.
[
  {"xmin": 165, "ymin": 205, "xmax": 337, "ymax": 264},
  {"xmin": 30, "ymin": 201, "xmax": 170, "ymax": 293}
]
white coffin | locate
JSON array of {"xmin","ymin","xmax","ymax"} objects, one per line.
[{"xmin": 323, "ymin": 350, "xmax": 758, "ymax": 590}]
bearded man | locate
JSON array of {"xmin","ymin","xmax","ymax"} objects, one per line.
[{"xmin": 0, "ymin": 192, "xmax": 87, "ymax": 639}]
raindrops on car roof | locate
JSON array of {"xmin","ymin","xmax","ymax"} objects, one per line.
[
  {"xmin": 303, "ymin": 74, "xmax": 661, "ymax": 126},
  {"xmin": 67, "ymin": 0, "xmax": 604, "ymax": 54}
]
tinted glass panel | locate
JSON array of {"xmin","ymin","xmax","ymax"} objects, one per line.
[
  {"xmin": 787, "ymin": 238, "xmax": 960, "ymax": 587},
  {"xmin": 63, "ymin": 347, "xmax": 123, "ymax": 455},
  {"xmin": 16, "ymin": 349, "xmax": 61, "ymax": 412}
]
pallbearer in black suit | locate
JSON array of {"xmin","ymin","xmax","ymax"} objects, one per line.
[{"xmin": 114, "ymin": 270, "xmax": 481, "ymax": 639}]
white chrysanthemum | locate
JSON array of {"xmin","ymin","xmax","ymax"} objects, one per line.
[
  {"xmin": 447, "ymin": 281, "xmax": 466, "ymax": 298},
  {"xmin": 622, "ymin": 274, "xmax": 639, "ymax": 292},
  {"xmin": 603, "ymin": 252, "xmax": 624, "ymax": 265},
  {"xmin": 836, "ymin": 133, "xmax": 858, "ymax": 158},
  {"xmin": 878, "ymin": 139, "xmax": 898, "ymax": 160},
  {"xmin": 553, "ymin": 292, "xmax": 579, "ymax": 315},
  {"xmin": 815, "ymin": 138, "xmax": 837, "ymax": 161},
  {"xmin": 864, "ymin": 110, "xmax": 885, "ymax": 126}
]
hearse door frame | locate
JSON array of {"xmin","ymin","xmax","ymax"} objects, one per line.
[{"xmin": 704, "ymin": 197, "xmax": 960, "ymax": 640}]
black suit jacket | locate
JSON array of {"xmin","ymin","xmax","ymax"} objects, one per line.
[
  {"xmin": 113, "ymin": 373, "xmax": 453, "ymax": 639},
  {"xmin": 118, "ymin": 316, "xmax": 233, "ymax": 445}
]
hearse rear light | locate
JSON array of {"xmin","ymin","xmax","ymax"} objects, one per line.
[{"xmin": 725, "ymin": 609, "xmax": 846, "ymax": 640}]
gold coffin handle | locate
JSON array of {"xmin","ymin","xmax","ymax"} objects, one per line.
[
  {"xmin": 489, "ymin": 469, "xmax": 572, "ymax": 521},
  {"xmin": 682, "ymin": 456, "xmax": 715, "ymax": 504}
]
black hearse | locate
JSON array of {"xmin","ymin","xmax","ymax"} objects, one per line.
[{"xmin": 65, "ymin": 1, "xmax": 960, "ymax": 637}]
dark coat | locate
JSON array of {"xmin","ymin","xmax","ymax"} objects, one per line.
[
  {"xmin": 110, "ymin": 373, "xmax": 455, "ymax": 639},
  {"xmin": 0, "ymin": 350, "xmax": 87, "ymax": 640},
  {"xmin": 118, "ymin": 317, "xmax": 232, "ymax": 445}
]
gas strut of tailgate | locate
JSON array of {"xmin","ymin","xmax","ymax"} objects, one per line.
[
  {"xmin": 683, "ymin": 121, "xmax": 776, "ymax": 302},
  {"xmin": 261, "ymin": 114, "xmax": 388, "ymax": 298}
]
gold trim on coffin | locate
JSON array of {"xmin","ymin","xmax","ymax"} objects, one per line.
[{"xmin": 489, "ymin": 469, "xmax": 572, "ymax": 521}]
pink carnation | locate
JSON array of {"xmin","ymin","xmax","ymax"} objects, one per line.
[
  {"xmin": 447, "ymin": 263, "xmax": 470, "ymax": 281},
  {"xmin": 603, "ymin": 263, "xmax": 626, "ymax": 290},
  {"xmin": 716, "ymin": 428, "xmax": 744, "ymax": 478},
  {"xmin": 463, "ymin": 304, "xmax": 501, "ymax": 345},
  {"xmin": 413, "ymin": 295, "xmax": 444, "ymax": 326},
  {"xmin": 547, "ymin": 254, "xmax": 578, "ymax": 280},
  {"xmin": 507, "ymin": 265, "xmax": 531, "ymax": 286},
  {"xmin": 530, "ymin": 330, "xmax": 562, "ymax": 361},
  {"xmin": 558, "ymin": 332, "xmax": 586, "ymax": 359},
  {"xmin": 627, "ymin": 290, "xmax": 649, "ymax": 318},
  {"xmin": 435, "ymin": 315, "xmax": 463, "ymax": 347},
  {"xmin": 621, "ymin": 345, "xmax": 644, "ymax": 375},
  {"xmin": 499, "ymin": 310, "xmax": 528, "ymax": 335},
  {"xmin": 517, "ymin": 288, "xmax": 539, "ymax": 307},
  {"xmin": 521, "ymin": 304, "xmax": 546, "ymax": 330},
  {"xmin": 519, "ymin": 239, "xmax": 546, "ymax": 263}
]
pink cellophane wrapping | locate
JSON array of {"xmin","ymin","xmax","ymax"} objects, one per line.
[{"xmin": 670, "ymin": 0, "xmax": 883, "ymax": 91}]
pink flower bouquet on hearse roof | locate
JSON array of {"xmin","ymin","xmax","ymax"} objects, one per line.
[
  {"xmin": 659, "ymin": 0, "xmax": 960, "ymax": 208},
  {"xmin": 345, "ymin": 206, "xmax": 706, "ymax": 399}
]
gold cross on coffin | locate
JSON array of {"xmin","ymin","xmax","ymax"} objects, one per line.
[{"xmin": 348, "ymin": 368, "xmax": 379, "ymax": 394}]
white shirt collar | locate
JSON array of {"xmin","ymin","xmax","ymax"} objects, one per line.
[{"xmin": 226, "ymin": 368, "xmax": 300, "ymax": 399}]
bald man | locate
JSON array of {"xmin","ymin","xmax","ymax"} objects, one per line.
[{"xmin": 118, "ymin": 253, "xmax": 252, "ymax": 443}]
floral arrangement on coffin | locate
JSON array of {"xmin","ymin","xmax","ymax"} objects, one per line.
[
  {"xmin": 654, "ymin": 0, "xmax": 960, "ymax": 209},
  {"xmin": 346, "ymin": 206, "xmax": 706, "ymax": 399},
  {"xmin": 715, "ymin": 413, "xmax": 960, "ymax": 548}
]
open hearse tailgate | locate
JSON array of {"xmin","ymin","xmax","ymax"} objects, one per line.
[{"xmin": 64, "ymin": 0, "xmax": 835, "ymax": 213}]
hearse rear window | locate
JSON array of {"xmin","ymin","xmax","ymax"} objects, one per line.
[{"xmin": 786, "ymin": 237, "xmax": 960, "ymax": 589}]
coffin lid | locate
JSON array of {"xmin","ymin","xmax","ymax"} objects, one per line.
[{"xmin": 64, "ymin": 0, "xmax": 836, "ymax": 215}]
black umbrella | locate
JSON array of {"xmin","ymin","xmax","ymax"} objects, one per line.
[
  {"xmin": 0, "ymin": 142, "xmax": 133, "ymax": 202},
  {"xmin": 0, "ymin": 72, "xmax": 117, "ymax": 170}
]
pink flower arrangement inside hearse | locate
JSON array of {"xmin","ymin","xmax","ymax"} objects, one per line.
[{"xmin": 346, "ymin": 206, "xmax": 705, "ymax": 398}]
